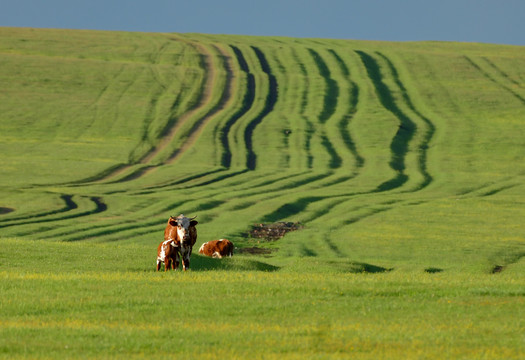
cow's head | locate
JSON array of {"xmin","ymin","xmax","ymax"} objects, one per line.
[{"xmin": 169, "ymin": 214, "xmax": 198, "ymax": 243}]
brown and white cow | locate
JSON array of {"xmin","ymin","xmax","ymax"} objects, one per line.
[
  {"xmin": 162, "ymin": 214, "xmax": 198, "ymax": 271},
  {"xmin": 156, "ymin": 239, "xmax": 180, "ymax": 271},
  {"xmin": 198, "ymin": 239, "xmax": 234, "ymax": 258}
]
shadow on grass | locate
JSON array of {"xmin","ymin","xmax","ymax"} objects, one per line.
[
  {"xmin": 289, "ymin": 259, "xmax": 393, "ymax": 274},
  {"xmin": 330, "ymin": 261, "xmax": 393, "ymax": 273},
  {"xmin": 190, "ymin": 255, "xmax": 280, "ymax": 272}
]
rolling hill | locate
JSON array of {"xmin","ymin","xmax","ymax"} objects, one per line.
[{"xmin": 1, "ymin": 27, "xmax": 524, "ymax": 273}]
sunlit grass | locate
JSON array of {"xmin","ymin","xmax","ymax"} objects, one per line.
[
  {"xmin": 1, "ymin": 28, "xmax": 525, "ymax": 358},
  {"xmin": 1, "ymin": 239, "xmax": 524, "ymax": 359}
]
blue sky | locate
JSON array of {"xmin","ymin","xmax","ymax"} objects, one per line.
[{"xmin": 1, "ymin": 0, "xmax": 524, "ymax": 46}]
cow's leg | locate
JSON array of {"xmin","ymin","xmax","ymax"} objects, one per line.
[
  {"xmin": 156, "ymin": 259, "xmax": 161, "ymax": 271},
  {"xmin": 181, "ymin": 247, "xmax": 190, "ymax": 271},
  {"xmin": 174, "ymin": 252, "xmax": 180, "ymax": 270}
]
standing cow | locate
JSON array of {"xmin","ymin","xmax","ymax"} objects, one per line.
[
  {"xmin": 156, "ymin": 239, "xmax": 180, "ymax": 271},
  {"xmin": 160, "ymin": 214, "xmax": 198, "ymax": 271},
  {"xmin": 199, "ymin": 239, "xmax": 234, "ymax": 258}
]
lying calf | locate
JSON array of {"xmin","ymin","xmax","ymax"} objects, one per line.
[{"xmin": 198, "ymin": 239, "xmax": 234, "ymax": 258}]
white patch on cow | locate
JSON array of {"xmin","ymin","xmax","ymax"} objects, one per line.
[
  {"xmin": 157, "ymin": 240, "xmax": 172, "ymax": 262},
  {"xmin": 199, "ymin": 242, "xmax": 207, "ymax": 253},
  {"xmin": 175, "ymin": 215, "xmax": 192, "ymax": 244},
  {"xmin": 212, "ymin": 251, "xmax": 222, "ymax": 259},
  {"xmin": 176, "ymin": 227, "xmax": 185, "ymax": 241}
]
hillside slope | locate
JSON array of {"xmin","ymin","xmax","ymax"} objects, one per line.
[{"xmin": 1, "ymin": 28, "xmax": 524, "ymax": 272}]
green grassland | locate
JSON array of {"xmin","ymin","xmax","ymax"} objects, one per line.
[{"xmin": 1, "ymin": 27, "xmax": 524, "ymax": 358}]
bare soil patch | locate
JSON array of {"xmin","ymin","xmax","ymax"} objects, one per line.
[
  {"xmin": 237, "ymin": 222, "xmax": 303, "ymax": 256},
  {"xmin": 249, "ymin": 221, "xmax": 304, "ymax": 241}
]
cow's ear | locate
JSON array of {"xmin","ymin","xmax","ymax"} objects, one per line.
[
  {"xmin": 169, "ymin": 220, "xmax": 178, "ymax": 226},
  {"xmin": 190, "ymin": 220, "xmax": 198, "ymax": 226}
]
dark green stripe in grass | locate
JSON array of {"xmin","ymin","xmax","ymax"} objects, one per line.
[{"xmin": 245, "ymin": 46, "xmax": 278, "ymax": 170}]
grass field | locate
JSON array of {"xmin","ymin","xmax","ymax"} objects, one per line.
[{"xmin": 1, "ymin": 27, "xmax": 524, "ymax": 358}]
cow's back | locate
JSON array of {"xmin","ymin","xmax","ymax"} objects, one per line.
[{"xmin": 199, "ymin": 239, "xmax": 233, "ymax": 258}]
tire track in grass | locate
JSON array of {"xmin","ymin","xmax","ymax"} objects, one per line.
[
  {"xmin": 88, "ymin": 38, "xmax": 213, "ymax": 183},
  {"xmin": 465, "ymin": 56, "xmax": 525, "ymax": 105},
  {"xmin": 290, "ymin": 47, "xmax": 315, "ymax": 169},
  {"xmin": 172, "ymin": 46, "xmax": 347, "ymax": 226},
  {"xmin": 63, "ymin": 197, "xmax": 228, "ymax": 242},
  {"xmin": 308, "ymin": 49, "xmax": 339, "ymax": 125},
  {"xmin": 0, "ymin": 194, "xmax": 76, "ymax": 227},
  {"xmin": 37, "ymin": 198, "xmax": 187, "ymax": 242},
  {"xmin": 220, "ymin": 47, "xmax": 366, "ymax": 238},
  {"xmin": 264, "ymin": 50, "xmax": 437, "ymax": 254},
  {"xmin": 355, "ymin": 50, "xmax": 415, "ymax": 192},
  {"xmin": 219, "ymin": 45, "xmax": 256, "ymax": 168},
  {"xmin": 328, "ymin": 49, "xmax": 364, "ymax": 170},
  {"xmin": 64, "ymin": 65, "xmax": 152, "ymax": 184},
  {"xmin": 155, "ymin": 47, "xmax": 429, "ymax": 255},
  {"xmin": 308, "ymin": 51, "xmax": 437, "ymax": 230},
  {"xmin": 47, "ymin": 43, "xmax": 290, "ymax": 243},
  {"xmin": 308, "ymin": 48, "xmax": 343, "ymax": 169},
  {"xmin": 117, "ymin": 42, "xmax": 223, "ymax": 180},
  {"xmin": 151, "ymin": 47, "xmax": 338, "ymax": 192},
  {"xmin": 0, "ymin": 195, "xmax": 106, "ymax": 231},
  {"xmin": 246, "ymin": 48, "xmax": 364, "ymax": 231},
  {"xmin": 245, "ymin": 46, "xmax": 278, "ymax": 170},
  {"xmin": 165, "ymin": 43, "xmax": 235, "ymax": 165},
  {"xmin": 482, "ymin": 57, "xmax": 525, "ymax": 90},
  {"xmin": 376, "ymin": 52, "xmax": 434, "ymax": 190},
  {"xmin": 115, "ymin": 43, "xmax": 254, "ymax": 192}
]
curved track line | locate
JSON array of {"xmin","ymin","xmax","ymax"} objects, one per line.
[
  {"xmin": 376, "ymin": 52, "xmax": 434, "ymax": 190},
  {"xmin": 104, "ymin": 44, "xmax": 252, "ymax": 192},
  {"xmin": 91, "ymin": 38, "xmax": 213, "ymax": 183},
  {"xmin": 166, "ymin": 43, "xmax": 235, "ymax": 165},
  {"xmin": 245, "ymin": 46, "xmax": 278, "ymax": 170},
  {"xmin": 219, "ymin": 45, "xmax": 256, "ymax": 168},
  {"xmin": 146, "ymin": 48, "xmax": 367, "ymax": 227},
  {"xmin": 307, "ymin": 48, "xmax": 343, "ymax": 170},
  {"xmin": 482, "ymin": 57, "xmax": 525, "ymax": 90},
  {"xmin": 328, "ymin": 49, "xmax": 364, "ymax": 170},
  {"xmin": 465, "ymin": 56, "xmax": 525, "ymax": 105},
  {"xmin": 355, "ymin": 50, "xmax": 415, "ymax": 192},
  {"xmin": 0, "ymin": 195, "xmax": 106, "ymax": 231},
  {"xmin": 251, "ymin": 50, "xmax": 436, "ymax": 236},
  {"xmin": 308, "ymin": 49, "xmax": 339, "ymax": 124},
  {"xmin": 290, "ymin": 47, "xmax": 314, "ymax": 169},
  {"xmin": 0, "ymin": 194, "xmax": 77, "ymax": 228}
]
